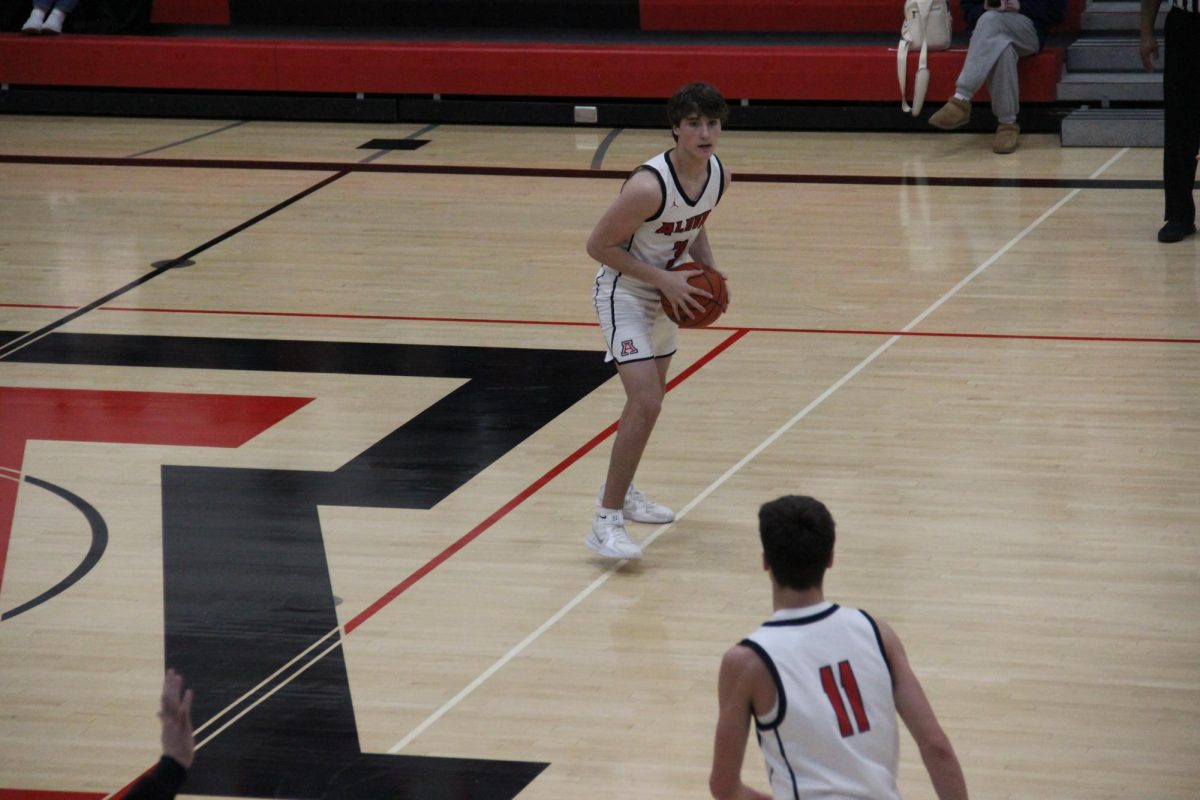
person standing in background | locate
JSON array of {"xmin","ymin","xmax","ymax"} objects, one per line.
[{"xmin": 1141, "ymin": 0, "xmax": 1199, "ymax": 243}]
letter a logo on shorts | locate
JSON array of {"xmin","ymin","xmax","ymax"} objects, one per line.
[{"xmin": 620, "ymin": 339, "xmax": 639, "ymax": 357}]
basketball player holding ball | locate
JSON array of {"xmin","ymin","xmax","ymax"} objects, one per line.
[{"xmin": 585, "ymin": 82, "xmax": 732, "ymax": 560}]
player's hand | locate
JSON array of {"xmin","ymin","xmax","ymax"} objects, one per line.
[
  {"xmin": 159, "ymin": 669, "xmax": 195, "ymax": 769},
  {"xmin": 1139, "ymin": 30, "xmax": 1159, "ymax": 71},
  {"xmin": 660, "ymin": 266, "xmax": 711, "ymax": 320}
]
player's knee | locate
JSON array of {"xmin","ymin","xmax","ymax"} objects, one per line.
[{"xmin": 630, "ymin": 391, "xmax": 663, "ymax": 420}]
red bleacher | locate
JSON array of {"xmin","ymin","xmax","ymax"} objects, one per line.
[
  {"xmin": 0, "ymin": 0, "xmax": 1079, "ymax": 105},
  {"xmin": 0, "ymin": 37, "xmax": 1066, "ymax": 103}
]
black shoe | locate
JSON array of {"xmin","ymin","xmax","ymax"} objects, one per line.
[{"xmin": 1157, "ymin": 221, "xmax": 1196, "ymax": 243}]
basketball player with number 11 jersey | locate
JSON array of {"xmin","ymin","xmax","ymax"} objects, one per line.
[{"xmin": 710, "ymin": 496, "xmax": 969, "ymax": 800}]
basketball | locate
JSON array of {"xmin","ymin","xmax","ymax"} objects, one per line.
[{"xmin": 660, "ymin": 262, "xmax": 729, "ymax": 328}]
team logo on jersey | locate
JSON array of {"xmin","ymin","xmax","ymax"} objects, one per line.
[
  {"xmin": 655, "ymin": 210, "xmax": 711, "ymax": 236},
  {"xmin": 620, "ymin": 339, "xmax": 639, "ymax": 357}
]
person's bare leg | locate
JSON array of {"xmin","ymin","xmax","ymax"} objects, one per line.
[{"xmin": 601, "ymin": 357, "xmax": 668, "ymax": 510}]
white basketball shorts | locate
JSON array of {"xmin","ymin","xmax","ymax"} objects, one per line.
[{"xmin": 593, "ymin": 266, "xmax": 677, "ymax": 364}]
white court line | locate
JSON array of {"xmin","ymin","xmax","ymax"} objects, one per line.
[
  {"xmin": 97, "ymin": 637, "xmax": 346, "ymax": 800},
  {"xmin": 386, "ymin": 149, "xmax": 1132, "ymax": 754},
  {"xmin": 193, "ymin": 636, "xmax": 346, "ymax": 750},
  {"xmin": 191, "ymin": 627, "xmax": 341, "ymax": 737}
]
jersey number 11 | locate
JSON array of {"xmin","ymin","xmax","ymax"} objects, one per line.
[{"xmin": 819, "ymin": 660, "xmax": 871, "ymax": 737}]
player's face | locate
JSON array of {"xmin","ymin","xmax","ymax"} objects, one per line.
[{"xmin": 674, "ymin": 113, "xmax": 722, "ymax": 159}]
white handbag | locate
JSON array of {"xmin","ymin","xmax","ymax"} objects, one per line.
[{"xmin": 898, "ymin": 0, "xmax": 953, "ymax": 115}]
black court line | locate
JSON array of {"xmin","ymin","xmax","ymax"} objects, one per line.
[
  {"xmin": 0, "ymin": 170, "xmax": 350, "ymax": 360},
  {"xmin": 0, "ymin": 154, "xmax": 1163, "ymax": 189},
  {"xmin": 125, "ymin": 120, "xmax": 250, "ymax": 159},
  {"xmin": 590, "ymin": 127, "xmax": 624, "ymax": 171},
  {"xmin": 1, "ymin": 475, "xmax": 107, "ymax": 621}
]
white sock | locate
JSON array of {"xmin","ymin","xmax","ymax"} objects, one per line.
[{"xmin": 954, "ymin": 92, "xmax": 971, "ymax": 103}]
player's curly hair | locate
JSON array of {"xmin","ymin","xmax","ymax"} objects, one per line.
[
  {"xmin": 759, "ymin": 495, "xmax": 835, "ymax": 590},
  {"xmin": 667, "ymin": 82, "xmax": 729, "ymax": 140}
]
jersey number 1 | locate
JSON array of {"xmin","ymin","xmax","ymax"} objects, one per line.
[{"xmin": 820, "ymin": 661, "xmax": 871, "ymax": 737}]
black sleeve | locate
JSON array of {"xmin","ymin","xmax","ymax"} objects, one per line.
[{"xmin": 122, "ymin": 756, "xmax": 188, "ymax": 800}]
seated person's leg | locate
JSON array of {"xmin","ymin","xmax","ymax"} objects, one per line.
[{"xmin": 930, "ymin": 10, "xmax": 1037, "ymax": 134}]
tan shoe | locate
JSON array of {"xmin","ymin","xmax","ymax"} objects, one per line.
[
  {"xmin": 993, "ymin": 123, "xmax": 1020, "ymax": 154},
  {"xmin": 929, "ymin": 97, "xmax": 971, "ymax": 130}
]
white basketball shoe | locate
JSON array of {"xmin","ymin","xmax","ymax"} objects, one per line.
[
  {"xmin": 596, "ymin": 483, "xmax": 675, "ymax": 524},
  {"xmin": 585, "ymin": 509, "xmax": 643, "ymax": 560}
]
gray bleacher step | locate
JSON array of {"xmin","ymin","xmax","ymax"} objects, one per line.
[
  {"xmin": 1067, "ymin": 36, "xmax": 1164, "ymax": 71},
  {"xmin": 1080, "ymin": 1, "xmax": 1166, "ymax": 31},
  {"xmin": 1060, "ymin": 107, "xmax": 1163, "ymax": 146},
  {"xmin": 1056, "ymin": 70, "xmax": 1162, "ymax": 101}
]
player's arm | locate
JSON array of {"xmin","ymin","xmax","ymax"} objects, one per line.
[
  {"xmin": 586, "ymin": 169, "xmax": 710, "ymax": 320},
  {"xmin": 688, "ymin": 227, "xmax": 717, "ymax": 270},
  {"xmin": 709, "ymin": 645, "xmax": 773, "ymax": 800},
  {"xmin": 687, "ymin": 166, "xmax": 733, "ymax": 301},
  {"xmin": 878, "ymin": 620, "xmax": 969, "ymax": 800},
  {"xmin": 693, "ymin": 164, "xmax": 733, "ymax": 270}
]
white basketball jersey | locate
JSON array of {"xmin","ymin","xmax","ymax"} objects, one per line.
[
  {"xmin": 742, "ymin": 603, "xmax": 901, "ymax": 800},
  {"xmin": 596, "ymin": 149, "xmax": 725, "ymax": 298}
]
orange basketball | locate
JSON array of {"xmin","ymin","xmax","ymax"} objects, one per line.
[{"xmin": 660, "ymin": 262, "xmax": 728, "ymax": 328}]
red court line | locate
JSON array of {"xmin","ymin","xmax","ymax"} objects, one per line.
[
  {"xmin": 740, "ymin": 326, "xmax": 1200, "ymax": 345},
  {"xmin": 0, "ymin": 388, "xmax": 311, "ymax": 601},
  {"xmin": 343, "ymin": 327, "xmax": 750, "ymax": 634},
  {"xmin": 3, "ymin": 303, "xmax": 1196, "ymax": 344}
]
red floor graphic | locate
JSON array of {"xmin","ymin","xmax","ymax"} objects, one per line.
[{"xmin": 0, "ymin": 387, "xmax": 312, "ymax": 598}]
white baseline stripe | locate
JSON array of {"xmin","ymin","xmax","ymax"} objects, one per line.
[{"xmin": 386, "ymin": 152, "xmax": 1130, "ymax": 754}]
